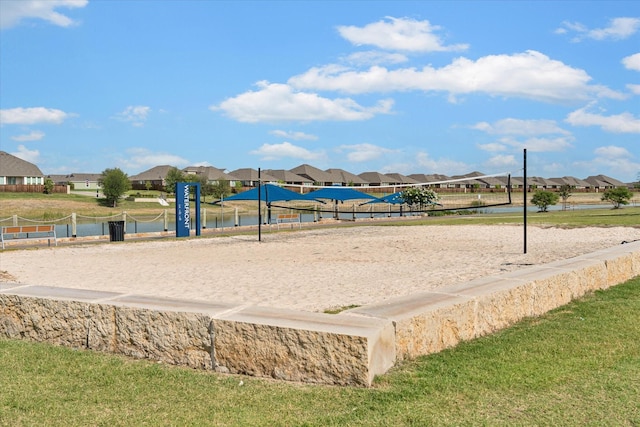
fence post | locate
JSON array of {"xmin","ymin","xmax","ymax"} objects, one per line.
[
  {"xmin": 71, "ymin": 212, "xmax": 77, "ymax": 237},
  {"xmin": 163, "ymin": 209, "xmax": 168, "ymax": 231},
  {"xmin": 12, "ymin": 214, "xmax": 18, "ymax": 226},
  {"xmin": 123, "ymin": 211, "xmax": 127, "ymax": 234},
  {"xmin": 234, "ymin": 207, "xmax": 239, "ymax": 227},
  {"xmin": 202, "ymin": 208, "xmax": 207, "ymax": 229}
]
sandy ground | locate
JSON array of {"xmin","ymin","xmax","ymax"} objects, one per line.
[{"xmin": 1, "ymin": 225, "xmax": 639, "ymax": 313}]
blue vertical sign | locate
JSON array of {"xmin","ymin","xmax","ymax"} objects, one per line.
[{"xmin": 175, "ymin": 182, "xmax": 201, "ymax": 238}]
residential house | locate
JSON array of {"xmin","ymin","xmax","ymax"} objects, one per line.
[
  {"xmin": 585, "ymin": 175, "xmax": 626, "ymax": 191},
  {"xmin": 550, "ymin": 176, "xmax": 591, "ymax": 191},
  {"xmin": 129, "ymin": 165, "xmax": 175, "ymax": 191},
  {"xmin": 50, "ymin": 173, "xmax": 102, "ymax": 190},
  {"xmin": 408, "ymin": 173, "xmax": 452, "ymax": 188},
  {"xmin": 0, "ymin": 150, "xmax": 44, "ymax": 186},
  {"xmin": 183, "ymin": 165, "xmax": 238, "ymax": 186},
  {"xmin": 228, "ymin": 168, "xmax": 279, "ymax": 187},
  {"xmin": 385, "ymin": 173, "xmax": 418, "ymax": 186},
  {"xmin": 263, "ymin": 169, "xmax": 312, "ymax": 188},
  {"xmin": 325, "ymin": 168, "xmax": 368, "ymax": 187},
  {"xmin": 290, "ymin": 164, "xmax": 336, "ymax": 186},
  {"xmin": 358, "ymin": 171, "xmax": 396, "ymax": 187}
]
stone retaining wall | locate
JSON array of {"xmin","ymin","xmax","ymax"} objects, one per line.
[{"xmin": 1, "ymin": 241, "xmax": 638, "ymax": 386}]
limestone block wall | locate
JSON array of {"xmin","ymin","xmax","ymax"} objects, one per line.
[
  {"xmin": 347, "ymin": 240, "xmax": 640, "ymax": 362},
  {"xmin": 1, "ymin": 240, "xmax": 639, "ymax": 386},
  {"xmin": 0, "ymin": 285, "xmax": 395, "ymax": 386}
]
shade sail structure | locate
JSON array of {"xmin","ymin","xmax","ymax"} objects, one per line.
[
  {"xmin": 213, "ymin": 184, "xmax": 308, "ymax": 203},
  {"xmin": 363, "ymin": 191, "xmax": 405, "ymax": 205},
  {"xmin": 301, "ymin": 187, "xmax": 378, "ymax": 202}
]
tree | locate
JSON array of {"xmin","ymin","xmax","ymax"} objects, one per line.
[
  {"xmin": 601, "ymin": 187, "xmax": 632, "ymax": 209},
  {"xmin": 43, "ymin": 178, "xmax": 54, "ymax": 194},
  {"xmin": 530, "ymin": 190, "xmax": 559, "ymax": 212},
  {"xmin": 99, "ymin": 168, "xmax": 131, "ymax": 207},
  {"xmin": 211, "ymin": 180, "xmax": 231, "ymax": 200},
  {"xmin": 164, "ymin": 167, "xmax": 185, "ymax": 194},
  {"xmin": 558, "ymin": 184, "xmax": 573, "ymax": 210},
  {"xmin": 400, "ymin": 187, "xmax": 439, "ymax": 210}
]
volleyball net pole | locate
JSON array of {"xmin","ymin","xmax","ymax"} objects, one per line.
[{"xmin": 523, "ymin": 149, "xmax": 527, "ymax": 254}]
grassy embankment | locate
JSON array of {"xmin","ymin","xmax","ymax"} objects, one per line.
[{"xmin": 1, "ymin": 276, "xmax": 638, "ymax": 426}]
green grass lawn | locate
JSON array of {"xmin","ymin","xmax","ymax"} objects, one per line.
[{"xmin": 1, "ymin": 276, "xmax": 639, "ymax": 426}]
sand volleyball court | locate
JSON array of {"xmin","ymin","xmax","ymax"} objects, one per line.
[{"xmin": 1, "ymin": 224, "xmax": 639, "ymax": 313}]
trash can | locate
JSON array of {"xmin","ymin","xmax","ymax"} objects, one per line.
[{"xmin": 108, "ymin": 221, "xmax": 125, "ymax": 242}]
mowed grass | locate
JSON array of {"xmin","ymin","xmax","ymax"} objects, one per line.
[{"xmin": 1, "ymin": 276, "xmax": 639, "ymax": 426}]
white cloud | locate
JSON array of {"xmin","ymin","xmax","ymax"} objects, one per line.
[
  {"xmin": 289, "ymin": 50, "xmax": 621, "ymax": 102},
  {"xmin": 113, "ymin": 106, "xmax": 151, "ymax": 127},
  {"xmin": 626, "ymin": 84, "xmax": 640, "ymax": 95},
  {"xmin": 336, "ymin": 143, "xmax": 396, "ymax": 162},
  {"xmin": 415, "ymin": 151, "xmax": 470, "ymax": 175},
  {"xmin": 343, "ymin": 51, "xmax": 408, "ymax": 66},
  {"xmin": 574, "ymin": 145, "xmax": 640, "ymax": 180},
  {"xmin": 557, "ymin": 17, "xmax": 640, "ymax": 42},
  {"xmin": 477, "ymin": 142, "xmax": 508, "ymax": 152},
  {"xmin": 119, "ymin": 148, "xmax": 189, "ymax": 171},
  {"xmin": 588, "ymin": 17, "xmax": 640, "ymax": 40},
  {"xmin": 622, "ymin": 53, "xmax": 640, "ymax": 71},
  {"xmin": 594, "ymin": 145, "xmax": 632, "ymax": 159},
  {"xmin": 0, "ymin": 107, "xmax": 70, "ymax": 125},
  {"xmin": 269, "ymin": 130, "xmax": 318, "ymax": 141},
  {"xmin": 499, "ymin": 136, "xmax": 574, "ymax": 152},
  {"xmin": 337, "ymin": 16, "xmax": 469, "ymax": 52},
  {"xmin": 249, "ymin": 142, "xmax": 325, "ymax": 161},
  {"xmin": 475, "ymin": 118, "xmax": 573, "ymax": 155},
  {"xmin": 10, "ymin": 145, "xmax": 40, "ymax": 163},
  {"xmin": 484, "ymin": 154, "xmax": 518, "ymax": 169},
  {"xmin": 212, "ymin": 81, "xmax": 394, "ymax": 123},
  {"xmin": 566, "ymin": 105, "xmax": 640, "ymax": 133},
  {"xmin": 11, "ymin": 130, "xmax": 45, "ymax": 142},
  {"xmin": 0, "ymin": 0, "xmax": 88, "ymax": 30},
  {"xmin": 472, "ymin": 118, "xmax": 570, "ymax": 136}
]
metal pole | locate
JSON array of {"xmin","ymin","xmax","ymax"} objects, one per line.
[
  {"xmin": 258, "ymin": 168, "xmax": 262, "ymax": 242},
  {"xmin": 523, "ymin": 148, "xmax": 527, "ymax": 254}
]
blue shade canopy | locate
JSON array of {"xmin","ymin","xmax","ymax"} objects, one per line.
[
  {"xmin": 364, "ymin": 191, "xmax": 405, "ymax": 205},
  {"xmin": 302, "ymin": 187, "xmax": 378, "ymax": 201},
  {"xmin": 213, "ymin": 184, "xmax": 308, "ymax": 203}
]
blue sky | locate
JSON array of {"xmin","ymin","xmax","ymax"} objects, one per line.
[{"xmin": 1, "ymin": 1, "xmax": 639, "ymax": 182}]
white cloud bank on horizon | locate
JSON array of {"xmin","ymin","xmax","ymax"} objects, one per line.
[
  {"xmin": 249, "ymin": 141, "xmax": 326, "ymax": 161},
  {"xmin": 118, "ymin": 147, "xmax": 189, "ymax": 171},
  {"xmin": 336, "ymin": 143, "xmax": 398, "ymax": 163},
  {"xmin": 0, "ymin": 0, "xmax": 88, "ymax": 30}
]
